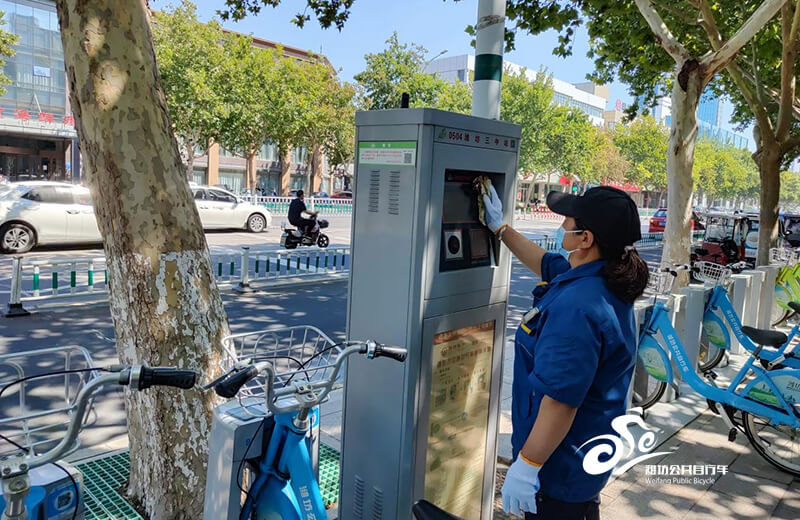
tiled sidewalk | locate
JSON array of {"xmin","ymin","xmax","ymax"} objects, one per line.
[{"xmin": 491, "ymin": 408, "xmax": 800, "ymax": 520}]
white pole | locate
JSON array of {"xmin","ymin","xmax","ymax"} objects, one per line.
[{"xmin": 472, "ymin": 0, "xmax": 506, "ymax": 119}]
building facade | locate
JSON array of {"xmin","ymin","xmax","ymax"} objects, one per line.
[{"xmin": 0, "ymin": 0, "xmax": 77, "ymax": 182}]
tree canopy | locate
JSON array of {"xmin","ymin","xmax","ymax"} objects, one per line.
[{"xmin": 152, "ymin": 1, "xmax": 229, "ymax": 172}]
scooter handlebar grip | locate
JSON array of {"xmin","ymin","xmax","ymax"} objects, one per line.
[
  {"xmin": 138, "ymin": 367, "xmax": 197, "ymax": 390},
  {"xmin": 214, "ymin": 366, "xmax": 259, "ymax": 398},
  {"xmin": 374, "ymin": 345, "xmax": 408, "ymax": 362}
]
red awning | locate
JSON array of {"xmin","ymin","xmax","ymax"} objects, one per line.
[
  {"xmin": 558, "ymin": 176, "xmax": 571, "ymax": 185},
  {"xmin": 603, "ymin": 179, "xmax": 641, "ymax": 193}
]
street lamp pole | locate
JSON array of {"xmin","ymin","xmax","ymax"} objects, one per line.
[
  {"xmin": 422, "ymin": 49, "xmax": 448, "ymax": 73},
  {"xmin": 472, "ymin": 0, "xmax": 505, "ymax": 119}
]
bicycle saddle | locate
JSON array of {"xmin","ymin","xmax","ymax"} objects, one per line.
[
  {"xmin": 412, "ymin": 500, "xmax": 465, "ymax": 520},
  {"xmin": 789, "ymin": 301, "xmax": 800, "ymax": 314},
  {"xmin": 742, "ymin": 326, "xmax": 788, "ymax": 348}
]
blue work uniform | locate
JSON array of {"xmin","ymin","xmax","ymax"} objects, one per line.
[{"xmin": 511, "ymin": 253, "xmax": 637, "ymax": 502}]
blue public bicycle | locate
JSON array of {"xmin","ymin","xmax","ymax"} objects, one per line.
[
  {"xmin": 637, "ymin": 265, "xmax": 800, "ymax": 476},
  {"xmin": 696, "ymin": 261, "xmax": 800, "ymax": 372},
  {"xmin": 203, "ymin": 337, "xmax": 407, "ymax": 520}
]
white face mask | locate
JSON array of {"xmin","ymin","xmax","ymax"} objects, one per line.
[{"xmin": 555, "ymin": 226, "xmax": 584, "ymax": 260}]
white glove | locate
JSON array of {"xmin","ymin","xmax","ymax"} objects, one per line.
[
  {"xmin": 481, "ymin": 183, "xmax": 505, "ymax": 233},
  {"xmin": 501, "ymin": 456, "xmax": 541, "ymax": 517}
]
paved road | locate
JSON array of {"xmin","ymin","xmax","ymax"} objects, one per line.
[{"xmin": 0, "ymin": 216, "xmax": 665, "ymax": 459}]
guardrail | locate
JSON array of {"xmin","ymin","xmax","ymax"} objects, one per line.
[
  {"xmin": 240, "ymin": 196, "xmax": 353, "ymax": 217},
  {"xmin": 513, "ymin": 207, "xmax": 561, "ymax": 221},
  {"xmin": 5, "ymin": 246, "xmax": 350, "ymax": 316},
  {"xmin": 527, "ymin": 231, "xmax": 704, "ymax": 252}
]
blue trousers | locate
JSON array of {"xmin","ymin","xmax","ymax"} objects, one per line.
[{"xmin": 524, "ymin": 494, "xmax": 600, "ymax": 520}]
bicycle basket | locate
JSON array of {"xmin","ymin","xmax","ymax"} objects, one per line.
[
  {"xmin": 770, "ymin": 248, "xmax": 792, "ymax": 266},
  {"xmin": 646, "ymin": 268, "xmax": 675, "ymax": 295},
  {"xmin": 693, "ymin": 261, "xmax": 732, "ymax": 286},
  {"xmin": 0, "ymin": 346, "xmax": 98, "ymax": 458},
  {"xmin": 220, "ymin": 326, "xmax": 341, "ymax": 410}
]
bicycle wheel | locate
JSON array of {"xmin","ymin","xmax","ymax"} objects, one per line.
[
  {"xmin": 772, "ymin": 309, "xmax": 792, "ymax": 327},
  {"xmin": 772, "ymin": 285, "xmax": 793, "ymax": 326},
  {"xmin": 742, "ymin": 411, "xmax": 800, "ymax": 477},
  {"xmin": 698, "ymin": 331, "xmax": 726, "ymax": 372},
  {"xmin": 631, "ymin": 358, "xmax": 668, "ymax": 410}
]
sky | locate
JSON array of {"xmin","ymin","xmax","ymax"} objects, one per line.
[{"xmin": 152, "ymin": 0, "xmax": 744, "ymax": 137}]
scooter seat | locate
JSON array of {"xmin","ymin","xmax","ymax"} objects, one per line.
[
  {"xmin": 789, "ymin": 301, "xmax": 800, "ymax": 314},
  {"xmin": 742, "ymin": 326, "xmax": 788, "ymax": 348},
  {"xmin": 412, "ymin": 500, "xmax": 464, "ymax": 520}
]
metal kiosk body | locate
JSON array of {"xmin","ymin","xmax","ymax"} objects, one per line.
[{"xmin": 340, "ymin": 108, "xmax": 520, "ymax": 520}]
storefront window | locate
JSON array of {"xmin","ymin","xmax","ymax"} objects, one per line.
[
  {"xmin": 290, "ymin": 175, "xmax": 306, "ymax": 191},
  {"xmin": 258, "ymin": 141, "xmax": 277, "ymax": 161},
  {"xmin": 291, "ymin": 146, "xmax": 308, "ymax": 165},
  {"xmin": 218, "ymin": 170, "xmax": 245, "ymax": 194},
  {"xmin": 192, "ymin": 168, "xmax": 207, "ymax": 186},
  {"xmin": 257, "ymin": 170, "xmax": 280, "ymax": 194}
]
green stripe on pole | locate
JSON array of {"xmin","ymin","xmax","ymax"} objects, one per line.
[
  {"xmin": 52, "ymin": 272, "xmax": 58, "ymax": 290},
  {"xmin": 70, "ymin": 270, "xmax": 76, "ymax": 288},
  {"xmin": 255, "ymin": 259, "xmax": 260, "ymax": 274},
  {"xmin": 324, "ymin": 255, "xmax": 329, "ymax": 268},
  {"xmin": 88, "ymin": 269, "xmax": 93, "ymax": 287},
  {"xmin": 306, "ymin": 256, "xmax": 310, "ymax": 270},
  {"xmin": 217, "ymin": 263, "xmax": 222, "ymax": 277},
  {"xmin": 230, "ymin": 262, "xmax": 235, "ymax": 276},
  {"xmin": 104, "ymin": 269, "xmax": 108, "ymax": 283},
  {"xmin": 315, "ymin": 256, "xmax": 320, "ymax": 269},
  {"xmin": 474, "ymin": 54, "xmax": 503, "ymax": 82},
  {"xmin": 33, "ymin": 271, "xmax": 39, "ymax": 292},
  {"xmin": 296, "ymin": 257, "xmax": 300, "ymax": 270},
  {"xmin": 333, "ymin": 254, "xmax": 337, "ymax": 268}
]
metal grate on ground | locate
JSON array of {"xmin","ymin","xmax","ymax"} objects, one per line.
[
  {"xmin": 76, "ymin": 451, "xmax": 142, "ymax": 520},
  {"xmin": 76, "ymin": 445, "xmax": 342, "ymax": 517},
  {"xmin": 318, "ymin": 443, "xmax": 341, "ymax": 508}
]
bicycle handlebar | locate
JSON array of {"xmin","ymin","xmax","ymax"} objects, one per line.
[
  {"xmin": 212, "ymin": 341, "xmax": 408, "ymax": 415},
  {"xmin": 657, "ymin": 264, "xmax": 691, "ymax": 277},
  {"xmin": 2, "ymin": 365, "xmax": 197, "ymax": 475},
  {"xmin": 215, "ymin": 365, "xmax": 259, "ymax": 398}
]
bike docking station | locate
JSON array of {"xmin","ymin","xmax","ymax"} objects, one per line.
[{"xmin": 340, "ymin": 109, "xmax": 520, "ymax": 520}]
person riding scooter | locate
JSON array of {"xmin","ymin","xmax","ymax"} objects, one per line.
[
  {"xmin": 282, "ymin": 190, "xmax": 330, "ymax": 249},
  {"xmin": 288, "ymin": 190, "xmax": 318, "ymax": 236}
]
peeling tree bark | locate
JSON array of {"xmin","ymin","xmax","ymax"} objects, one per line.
[
  {"xmin": 55, "ymin": 1, "xmax": 228, "ymax": 518},
  {"xmin": 663, "ymin": 61, "xmax": 704, "ymax": 277},
  {"xmin": 184, "ymin": 139, "xmax": 195, "ymax": 180},
  {"xmin": 309, "ymin": 143, "xmax": 324, "ymax": 193},
  {"xmin": 757, "ymin": 144, "xmax": 782, "ymax": 265},
  {"xmin": 280, "ymin": 144, "xmax": 292, "ymax": 194}
]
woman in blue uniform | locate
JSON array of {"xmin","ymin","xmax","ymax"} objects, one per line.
[{"xmin": 481, "ymin": 186, "xmax": 649, "ymax": 519}]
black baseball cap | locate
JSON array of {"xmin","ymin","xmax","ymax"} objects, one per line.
[{"xmin": 546, "ymin": 186, "xmax": 641, "ymax": 252}]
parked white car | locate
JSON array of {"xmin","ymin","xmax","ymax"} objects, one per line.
[{"xmin": 0, "ymin": 182, "xmax": 272, "ymax": 253}]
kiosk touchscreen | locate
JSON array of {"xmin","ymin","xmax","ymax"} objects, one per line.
[{"xmin": 340, "ymin": 109, "xmax": 520, "ymax": 520}]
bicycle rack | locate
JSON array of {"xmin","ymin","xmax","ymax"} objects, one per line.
[{"xmin": 0, "ymin": 346, "xmax": 98, "ymax": 458}]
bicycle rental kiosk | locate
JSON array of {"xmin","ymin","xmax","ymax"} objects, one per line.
[{"xmin": 340, "ymin": 109, "xmax": 521, "ymax": 520}]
